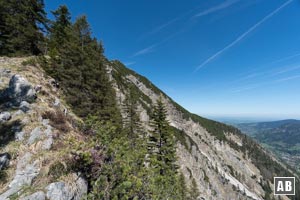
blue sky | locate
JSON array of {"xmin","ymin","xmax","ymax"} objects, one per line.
[{"xmin": 45, "ymin": 0, "xmax": 300, "ymax": 120}]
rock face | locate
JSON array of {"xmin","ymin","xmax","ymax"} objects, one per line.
[
  {"xmin": 20, "ymin": 101, "xmax": 31, "ymax": 112},
  {"xmin": 45, "ymin": 175, "xmax": 87, "ymax": 200},
  {"xmin": 46, "ymin": 182, "xmax": 73, "ymax": 200},
  {"xmin": 0, "ymin": 74, "xmax": 36, "ymax": 106},
  {"xmin": 27, "ymin": 127, "xmax": 43, "ymax": 145},
  {"xmin": 20, "ymin": 191, "xmax": 46, "ymax": 200},
  {"xmin": 0, "ymin": 111, "xmax": 11, "ymax": 122},
  {"xmin": 0, "ymin": 152, "xmax": 40, "ymax": 199}
]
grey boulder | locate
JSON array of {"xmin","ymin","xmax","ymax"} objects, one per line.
[
  {"xmin": 0, "ymin": 112, "xmax": 11, "ymax": 122},
  {"xmin": 20, "ymin": 191, "xmax": 46, "ymax": 200},
  {"xmin": 0, "ymin": 153, "xmax": 40, "ymax": 199},
  {"xmin": 0, "ymin": 74, "xmax": 37, "ymax": 106},
  {"xmin": 15, "ymin": 131, "xmax": 25, "ymax": 141},
  {"xmin": 42, "ymin": 137, "xmax": 53, "ymax": 150},
  {"xmin": 27, "ymin": 127, "xmax": 43, "ymax": 145},
  {"xmin": 45, "ymin": 175, "xmax": 87, "ymax": 200},
  {"xmin": 20, "ymin": 101, "xmax": 31, "ymax": 112},
  {"xmin": 53, "ymin": 98, "xmax": 60, "ymax": 107},
  {"xmin": 46, "ymin": 182, "xmax": 73, "ymax": 200},
  {"xmin": 0, "ymin": 153, "xmax": 11, "ymax": 170}
]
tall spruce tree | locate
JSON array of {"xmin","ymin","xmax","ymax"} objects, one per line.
[
  {"xmin": 149, "ymin": 97, "xmax": 177, "ymax": 175},
  {"xmin": 0, "ymin": 0, "xmax": 47, "ymax": 56},
  {"xmin": 73, "ymin": 15, "xmax": 92, "ymax": 51},
  {"xmin": 48, "ymin": 5, "xmax": 71, "ymax": 55},
  {"xmin": 122, "ymin": 85, "xmax": 146, "ymax": 142},
  {"xmin": 147, "ymin": 98, "xmax": 187, "ymax": 199}
]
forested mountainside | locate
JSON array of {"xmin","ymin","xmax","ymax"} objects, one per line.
[
  {"xmin": 236, "ymin": 120, "xmax": 300, "ymax": 136},
  {"xmin": 236, "ymin": 120, "xmax": 300, "ymax": 172},
  {"xmin": 0, "ymin": 1, "xmax": 299, "ymax": 200}
]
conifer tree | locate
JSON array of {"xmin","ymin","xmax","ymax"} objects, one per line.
[
  {"xmin": 73, "ymin": 15, "xmax": 92, "ymax": 51},
  {"xmin": 0, "ymin": 0, "xmax": 48, "ymax": 56},
  {"xmin": 147, "ymin": 98, "xmax": 187, "ymax": 199},
  {"xmin": 49, "ymin": 5, "xmax": 71, "ymax": 53},
  {"xmin": 178, "ymin": 173, "xmax": 188, "ymax": 199},
  {"xmin": 45, "ymin": 6, "xmax": 121, "ymax": 127},
  {"xmin": 122, "ymin": 85, "xmax": 146, "ymax": 142},
  {"xmin": 149, "ymin": 97, "xmax": 177, "ymax": 175},
  {"xmin": 189, "ymin": 178, "xmax": 200, "ymax": 200}
]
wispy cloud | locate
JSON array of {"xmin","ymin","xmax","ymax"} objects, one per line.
[
  {"xmin": 194, "ymin": 0, "xmax": 293, "ymax": 72},
  {"xmin": 231, "ymin": 54, "xmax": 300, "ymax": 84},
  {"xmin": 132, "ymin": 44, "xmax": 157, "ymax": 57},
  {"xmin": 268, "ymin": 52, "xmax": 300, "ymax": 65},
  {"xmin": 205, "ymin": 0, "xmax": 262, "ymax": 24},
  {"xmin": 235, "ymin": 64, "xmax": 300, "ymax": 83},
  {"xmin": 231, "ymin": 72, "xmax": 300, "ymax": 93},
  {"xmin": 124, "ymin": 61, "xmax": 136, "ymax": 66},
  {"xmin": 139, "ymin": 7, "xmax": 199, "ymax": 41},
  {"xmin": 275, "ymin": 74, "xmax": 300, "ymax": 82},
  {"xmin": 233, "ymin": 72, "xmax": 266, "ymax": 83},
  {"xmin": 140, "ymin": 0, "xmax": 242, "ymax": 41},
  {"xmin": 194, "ymin": 0, "xmax": 240, "ymax": 18},
  {"xmin": 132, "ymin": 29, "xmax": 187, "ymax": 57},
  {"xmin": 270, "ymin": 65, "xmax": 300, "ymax": 76},
  {"xmin": 136, "ymin": 1, "xmax": 251, "ymax": 57},
  {"xmin": 231, "ymin": 84, "xmax": 260, "ymax": 93},
  {"xmin": 140, "ymin": 0, "xmax": 251, "ymax": 41}
]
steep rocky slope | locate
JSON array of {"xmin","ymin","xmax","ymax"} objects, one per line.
[
  {"xmin": 0, "ymin": 57, "xmax": 87, "ymax": 200},
  {"xmin": 108, "ymin": 61, "xmax": 299, "ymax": 200},
  {"xmin": 0, "ymin": 57, "xmax": 299, "ymax": 200}
]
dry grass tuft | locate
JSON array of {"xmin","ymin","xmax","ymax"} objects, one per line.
[{"xmin": 42, "ymin": 109, "xmax": 70, "ymax": 133}]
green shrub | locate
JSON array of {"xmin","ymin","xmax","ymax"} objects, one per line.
[{"xmin": 48, "ymin": 161, "xmax": 68, "ymax": 179}]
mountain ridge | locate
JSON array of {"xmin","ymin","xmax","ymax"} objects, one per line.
[
  {"xmin": 0, "ymin": 56, "xmax": 299, "ymax": 199},
  {"xmin": 108, "ymin": 60, "xmax": 300, "ymax": 199}
]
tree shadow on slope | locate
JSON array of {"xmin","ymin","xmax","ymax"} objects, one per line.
[{"xmin": 0, "ymin": 120, "xmax": 23, "ymax": 147}]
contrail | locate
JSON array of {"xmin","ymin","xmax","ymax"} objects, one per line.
[
  {"xmin": 140, "ymin": 0, "xmax": 240, "ymax": 40},
  {"xmin": 275, "ymin": 74, "xmax": 300, "ymax": 82},
  {"xmin": 132, "ymin": 29, "xmax": 187, "ymax": 57},
  {"xmin": 132, "ymin": 44, "xmax": 157, "ymax": 57},
  {"xmin": 194, "ymin": 0, "xmax": 293, "ymax": 72},
  {"xmin": 139, "ymin": 6, "xmax": 199, "ymax": 41},
  {"xmin": 269, "ymin": 52, "xmax": 300, "ymax": 65},
  {"xmin": 194, "ymin": 0, "xmax": 240, "ymax": 18}
]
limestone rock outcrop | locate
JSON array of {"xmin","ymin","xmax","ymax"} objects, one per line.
[
  {"xmin": 0, "ymin": 58, "xmax": 87, "ymax": 200},
  {"xmin": 0, "ymin": 74, "xmax": 37, "ymax": 106}
]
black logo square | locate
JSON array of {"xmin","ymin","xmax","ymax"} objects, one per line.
[{"xmin": 274, "ymin": 177, "xmax": 295, "ymax": 195}]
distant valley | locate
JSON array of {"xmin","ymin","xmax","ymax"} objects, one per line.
[{"xmin": 234, "ymin": 119, "xmax": 300, "ymax": 171}]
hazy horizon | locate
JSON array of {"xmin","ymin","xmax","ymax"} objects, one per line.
[{"xmin": 202, "ymin": 114, "xmax": 300, "ymax": 124}]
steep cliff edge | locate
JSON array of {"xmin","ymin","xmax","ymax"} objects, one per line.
[{"xmin": 109, "ymin": 61, "xmax": 299, "ymax": 200}]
